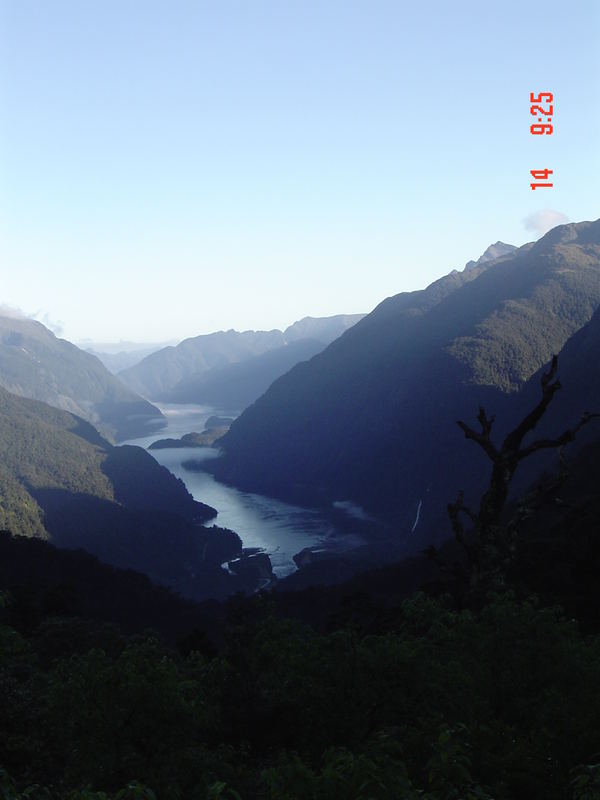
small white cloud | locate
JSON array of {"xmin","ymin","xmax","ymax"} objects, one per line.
[{"xmin": 523, "ymin": 209, "xmax": 569, "ymax": 237}]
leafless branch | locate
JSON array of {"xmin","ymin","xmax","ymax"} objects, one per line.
[
  {"xmin": 518, "ymin": 411, "xmax": 600, "ymax": 460},
  {"xmin": 502, "ymin": 355, "xmax": 561, "ymax": 454},
  {"xmin": 456, "ymin": 416, "xmax": 499, "ymax": 461},
  {"xmin": 442, "ymin": 355, "xmax": 598, "ymax": 592}
]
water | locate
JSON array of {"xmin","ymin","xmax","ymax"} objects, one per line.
[{"xmin": 123, "ymin": 404, "xmax": 363, "ymax": 577}]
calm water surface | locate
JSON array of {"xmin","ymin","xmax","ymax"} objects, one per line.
[{"xmin": 123, "ymin": 404, "xmax": 362, "ymax": 577}]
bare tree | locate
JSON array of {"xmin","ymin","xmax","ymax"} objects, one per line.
[{"xmin": 430, "ymin": 356, "xmax": 599, "ymax": 591}]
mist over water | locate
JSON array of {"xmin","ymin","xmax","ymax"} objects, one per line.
[{"xmin": 123, "ymin": 404, "xmax": 363, "ymax": 577}]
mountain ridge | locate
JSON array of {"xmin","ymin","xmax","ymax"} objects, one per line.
[
  {"xmin": 163, "ymin": 337, "xmax": 327, "ymax": 410},
  {"xmin": 463, "ymin": 240, "xmax": 517, "ymax": 271},
  {"xmin": 211, "ymin": 220, "xmax": 600, "ymax": 541},
  {"xmin": 118, "ymin": 313, "xmax": 365, "ymax": 400}
]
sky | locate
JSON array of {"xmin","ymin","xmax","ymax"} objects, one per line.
[{"xmin": 1, "ymin": 0, "xmax": 599, "ymax": 344}]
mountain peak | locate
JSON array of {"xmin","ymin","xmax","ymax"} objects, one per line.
[{"xmin": 463, "ymin": 241, "xmax": 517, "ymax": 272}]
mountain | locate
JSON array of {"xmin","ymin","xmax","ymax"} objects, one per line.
[
  {"xmin": 119, "ymin": 328, "xmax": 285, "ymax": 398},
  {"xmin": 0, "ymin": 315, "xmax": 165, "ymax": 440},
  {"xmin": 0, "ymin": 385, "xmax": 247, "ymax": 599},
  {"xmin": 118, "ymin": 314, "xmax": 365, "ymax": 400},
  {"xmin": 164, "ymin": 338, "xmax": 326, "ymax": 410},
  {"xmin": 83, "ymin": 342, "xmax": 174, "ymax": 373},
  {"xmin": 463, "ymin": 240, "xmax": 517, "ymax": 271},
  {"xmin": 283, "ymin": 314, "xmax": 366, "ymax": 343},
  {"xmin": 211, "ymin": 220, "xmax": 600, "ymax": 542}
]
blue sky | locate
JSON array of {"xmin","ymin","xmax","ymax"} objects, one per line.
[{"xmin": 1, "ymin": 0, "xmax": 598, "ymax": 342}]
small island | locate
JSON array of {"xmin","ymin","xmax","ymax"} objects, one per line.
[
  {"xmin": 148, "ymin": 426, "xmax": 230, "ymax": 450},
  {"xmin": 205, "ymin": 415, "xmax": 234, "ymax": 429}
]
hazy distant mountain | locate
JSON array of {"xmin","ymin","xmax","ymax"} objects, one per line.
[
  {"xmin": 212, "ymin": 220, "xmax": 600, "ymax": 541},
  {"xmin": 0, "ymin": 315, "xmax": 165, "ymax": 440},
  {"xmin": 119, "ymin": 314, "xmax": 365, "ymax": 400},
  {"xmin": 80, "ymin": 339, "xmax": 176, "ymax": 374},
  {"xmin": 0, "ymin": 385, "xmax": 244, "ymax": 600},
  {"xmin": 164, "ymin": 338, "xmax": 328, "ymax": 410},
  {"xmin": 80, "ymin": 339, "xmax": 177, "ymax": 354},
  {"xmin": 283, "ymin": 314, "xmax": 365, "ymax": 343},
  {"xmin": 86, "ymin": 346, "xmax": 169, "ymax": 373},
  {"xmin": 463, "ymin": 241, "xmax": 517, "ymax": 271},
  {"xmin": 119, "ymin": 329, "xmax": 284, "ymax": 398}
]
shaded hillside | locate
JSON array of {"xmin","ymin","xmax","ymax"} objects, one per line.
[
  {"xmin": 165, "ymin": 338, "xmax": 326, "ymax": 410},
  {"xmin": 0, "ymin": 315, "xmax": 164, "ymax": 440},
  {"xmin": 498, "ymin": 303, "xmax": 600, "ymax": 499},
  {"xmin": 0, "ymin": 386, "xmax": 247, "ymax": 600},
  {"xmin": 509, "ymin": 304, "xmax": 600, "ymax": 442},
  {"xmin": 119, "ymin": 314, "xmax": 364, "ymax": 399},
  {"xmin": 0, "ymin": 532, "xmax": 220, "ymax": 643},
  {"xmin": 213, "ymin": 220, "xmax": 600, "ymax": 542},
  {"xmin": 405, "ymin": 302, "xmax": 600, "ymax": 551}
]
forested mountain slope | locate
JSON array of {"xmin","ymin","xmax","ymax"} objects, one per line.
[
  {"xmin": 213, "ymin": 220, "xmax": 600, "ymax": 541},
  {"xmin": 0, "ymin": 386, "xmax": 242, "ymax": 599},
  {"xmin": 0, "ymin": 315, "xmax": 164, "ymax": 440}
]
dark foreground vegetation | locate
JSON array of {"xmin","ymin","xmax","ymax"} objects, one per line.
[
  {"xmin": 1, "ymin": 585, "xmax": 600, "ymax": 799},
  {"xmin": 2, "ymin": 436, "xmax": 600, "ymax": 800},
  {"xmin": 1, "ymin": 357, "xmax": 599, "ymax": 799}
]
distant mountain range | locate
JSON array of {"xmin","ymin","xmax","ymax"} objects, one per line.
[
  {"xmin": 211, "ymin": 220, "xmax": 600, "ymax": 544},
  {"xmin": 0, "ymin": 315, "xmax": 165, "ymax": 440},
  {"xmin": 163, "ymin": 338, "xmax": 327, "ymax": 411},
  {"xmin": 118, "ymin": 314, "xmax": 365, "ymax": 401}
]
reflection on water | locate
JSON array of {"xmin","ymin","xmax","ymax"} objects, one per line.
[{"xmin": 123, "ymin": 404, "xmax": 362, "ymax": 577}]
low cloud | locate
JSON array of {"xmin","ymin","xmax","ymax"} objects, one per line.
[
  {"xmin": 332, "ymin": 500, "xmax": 372, "ymax": 520},
  {"xmin": 0, "ymin": 304, "xmax": 64, "ymax": 336},
  {"xmin": 523, "ymin": 209, "xmax": 569, "ymax": 237},
  {"xmin": 35, "ymin": 312, "xmax": 64, "ymax": 337},
  {"xmin": 0, "ymin": 304, "xmax": 28, "ymax": 320}
]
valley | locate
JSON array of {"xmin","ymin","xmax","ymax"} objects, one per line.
[
  {"xmin": 2, "ymin": 219, "xmax": 599, "ymax": 800},
  {"xmin": 3, "ymin": 7, "xmax": 599, "ymax": 794},
  {"xmin": 126, "ymin": 403, "xmax": 366, "ymax": 577}
]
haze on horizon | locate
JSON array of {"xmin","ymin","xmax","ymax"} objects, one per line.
[{"xmin": 1, "ymin": 0, "xmax": 599, "ymax": 343}]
